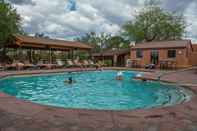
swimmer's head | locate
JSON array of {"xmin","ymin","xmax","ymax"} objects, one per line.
[
  {"xmin": 117, "ymin": 71, "xmax": 123, "ymax": 76},
  {"xmin": 68, "ymin": 77, "xmax": 72, "ymax": 81},
  {"xmin": 136, "ymin": 73, "xmax": 142, "ymax": 77}
]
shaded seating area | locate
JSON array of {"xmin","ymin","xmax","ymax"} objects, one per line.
[
  {"xmin": 73, "ymin": 59, "xmax": 84, "ymax": 68},
  {"xmin": 81, "ymin": 60, "xmax": 96, "ymax": 68},
  {"xmin": 160, "ymin": 59, "xmax": 177, "ymax": 70},
  {"xmin": 1, "ymin": 34, "xmax": 92, "ymax": 70},
  {"xmin": 130, "ymin": 59, "xmax": 141, "ymax": 68},
  {"xmin": 66, "ymin": 60, "xmax": 76, "ymax": 68},
  {"xmin": 82, "ymin": 60, "xmax": 90, "ymax": 67},
  {"xmin": 36, "ymin": 61, "xmax": 56, "ymax": 69},
  {"xmin": 23, "ymin": 61, "xmax": 36, "ymax": 69},
  {"xmin": 145, "ymin": 64, "xmax": 156, "ymax": 69},
  {"xmin": 56, "ymin": 59, "xmax": 65, "ymax": 68},
  {"xmin": 4, "ymin": 60, "xmax": 25, "ymax": 70},
  {"xmin": 92, "ymin": 49, "xmax": 130, "ymax": 67},
  {"xmin": 86, "ymin": 60, "xmax": 99, "ymax": 68}
]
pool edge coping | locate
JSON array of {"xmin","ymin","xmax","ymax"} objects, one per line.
[{"xmin": 0, "ymin": 68, "xmax": 197, "ymax": 123}]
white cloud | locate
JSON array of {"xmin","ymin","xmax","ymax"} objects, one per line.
[
  {"xmin": 184, "ymin": 1, "xmax": 197, "ymax": 42},
  {"xmin": 10, "ymin": 0, "xmax": 197, "ymax": 42}
]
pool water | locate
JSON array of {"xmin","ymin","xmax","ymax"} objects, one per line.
[{"xmin": 0, "ymin": 71, "xmax": 192, "ymax": 110}]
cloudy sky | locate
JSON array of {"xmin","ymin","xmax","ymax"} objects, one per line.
[{"xmin": 6, "ymin": 0, "xmax": 197, "ymax": 42}]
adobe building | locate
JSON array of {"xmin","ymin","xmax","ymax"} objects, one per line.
[
  {"xmin": 130, "ymin": 40, "xmax": 197, "ymax": 68},
  {"xmin": 192, "ymin": 44, "xmax": 197, "ymax": 52},
  {"xmin": 92, "ymin": 49, "xmax": 130, "ymax": 67},
  {"xmin": 6, "ymin": 34, "xmax": 92, "ymax": 64}
]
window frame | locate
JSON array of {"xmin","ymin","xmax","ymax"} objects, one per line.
[
  {"xmin": 136, "ymin": 49, "xmax": 143, "ymax": 58},
  {"xmin": 167, "ymin": 49, "xmax": 176, "ymax": 58}
]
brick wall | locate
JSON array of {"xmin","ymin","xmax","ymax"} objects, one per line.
[
  {"xmin": 189, "ymin": 52, "xmax": 197, "ymax": 66},
  {"xmin": 130, "ymin": 48, "xmax": 191, "ymax": 68},
  {"xmin": 192, "ymin": 44, "xmax": 197, "ymax": 52}
]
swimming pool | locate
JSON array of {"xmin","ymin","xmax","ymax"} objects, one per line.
[{"xmin": 0, "ymin": 70, "xmax": 193, "ymax": 110}]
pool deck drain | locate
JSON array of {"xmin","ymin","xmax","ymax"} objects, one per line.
[{"xmin": 0, "ymin": 68, "xmax": 197, "ymax": 131}]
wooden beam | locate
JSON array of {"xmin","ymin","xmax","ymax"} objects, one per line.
[{"xmin": 49, "ymin": 48, "xmax": 52, "ymax": 64}]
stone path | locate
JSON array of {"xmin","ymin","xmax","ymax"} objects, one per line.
[
  {"xmin": 141, "ymin": 68, "xmax": 197, "ymax": 85},
  {"xmin": 0, "ymin": 68, "xmax": 197, "ymax": 131}
]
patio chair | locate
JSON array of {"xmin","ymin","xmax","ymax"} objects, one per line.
[
  {"xmin": 5, "ymin": 60, "xmax": 24, "ymax": 70},
  {"xmin": 23, "ymin": 61, "xmax": 36, "ymax": 70},
  {"xmin": 56, "ymin": 59, "xmax": 65, "ymax": 68},
  {"xmin": 89, "ymin": 60, "xmax": 102, "ymax": 69},
  {"xmin": 131, "ymin": 60, "xmax": 137, "ymax": 68},
  {"xmin": 145, "ymin": 64, "xmax": 155, "ymax": 69},
  {"xmin": 37, "ymin": 61, "xmax": 56, "ymax": 69},
  {"xmin": 135, "ymin": 60, "xmax": 141, "ymax": 68},
  {"xmin": 167, "ymin": 60, "xmax": 176, "ymax": 70},
  {"xmin": 66, "ymin": 60, "xmax": 75, "ymax": 68},
  {"xmin": 88, "ymin": 60, "xmax": 98, "ymax": 67},
  {"xmin": 73, "ymin": 59, "xmax": 83, "ymax": 68},
  {"xmin": 82, "ymin": 60, "xmax": 91, "ymax": 68},
  {"xmin": 37, "ymin": 61, "xmax": 46, "ymax": 69},
  {"xmin": 98, "ymin": 61, "xmax": 106, "ymax": 67},
  {"xmin": 160, "ymin": 61, "xmax": 166, "ymax": 70}
]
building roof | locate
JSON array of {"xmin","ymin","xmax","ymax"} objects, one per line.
[
  {"xmin": 131, "ymin": 40, "xmax": 191, "ymax": 50},
  {"xmin": 93, "ymin": 48, "xmax": 130, "ymax": 57},
  {"xmin": 8, "ymin": 34, "xmax": 92, "ymax": 51}
]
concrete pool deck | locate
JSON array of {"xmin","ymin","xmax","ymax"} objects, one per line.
[{"xmin": 0, "ymin": 68, "xmax": 197, "ymax": 131}]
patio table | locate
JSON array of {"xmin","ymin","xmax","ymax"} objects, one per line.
[
  {"xmin": 160, "ymin": 59, "xmax": 176, "ymax": 70},
  {"xmin": 130, "ymin": 59, "xmax": 141, "ymax": 68}
]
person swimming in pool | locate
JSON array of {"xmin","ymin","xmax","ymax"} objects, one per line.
[
  {"xmin": 64, "ymin": 72, "xmax": 76, "ymax": 84},
  {"xmin": 116, "ymin": 71, "xmax": 123, "ymax": 80},
  {"xmin": 134, "ymin": 73, "xmax": 147, "ymax": 82},
  {"xmin": 64, "ymin": 76, "xmax": 77, "ymax": 84}
]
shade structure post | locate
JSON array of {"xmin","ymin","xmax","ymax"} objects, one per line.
[
  {"xmin": 71, "ymin": 49, "xmax": 74, "ymax": 60},
  {"xmin": 49, "ymin": 48, "xmax": 52, "ymax": 64},
  {"xmin": 29, "ymin": 49, "xmax": 31, "ymax": 63},
  {"xmin": 89, "ymin": 50, "xmax": 93, "ymax": 60},
  {"xmin": 102, "ymin": 55, "xmax": 104, "ymax": 64},
  {"xmin": 28, "ymin": 49, "xmax": 32, "ymax": 63},
  {"xmin": 17, "ymin": 46, "xmax": 22, "ymax": 61},
  {"xmin": 113, "ymin": 54, "xmax": 117, "ymax": 67}
]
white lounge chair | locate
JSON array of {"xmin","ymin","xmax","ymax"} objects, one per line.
[
  {"xmin": 66, "ymin": 60, "xmax": 75, "ymax": 67},
  {"xmin": 37, "ymin": 61, "xmax": 56, "ymax": 69},
  {"xmin": 56, "ymin": 59, "xmax": 65, "ymax": 68},
  {"xmin": 82, "ymin": 60, "xmax": 90, "ymax": 67},
  {"xmin": 73, "ymin": 59, "xmax": 83, "ymax": 68}
]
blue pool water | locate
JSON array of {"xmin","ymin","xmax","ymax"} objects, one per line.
[{"xmin": 0, "ymin": 70, "xmax": 192, "ymax": 110}]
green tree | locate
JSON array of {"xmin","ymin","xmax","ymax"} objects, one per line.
[
  {"xmin": 76, "ymin": 32, "xmax": 98, "ymax": 52},
  {"xmin": 76, "ymin": 32, "xmax": 111, "ymax": 53},
  {"xmin": 107, "ymin": 36, "xmax": 129, "ymax": 49},
  {"xmin": 34, "ymin": 33, "xmax": 50, "ymax": 39},
  {"xmin": 122, "ymin": 0, "xmax": 186, "ymax": 42},
  {"xmin": 97, "ymin": 32, "xmax": 111, "ymax": 52},
  {"xmin": 0, "ymin": 0, "xmax": 22, "ymax": 62}
]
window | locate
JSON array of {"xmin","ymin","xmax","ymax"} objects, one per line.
[
  {"xmin": 168, "ymin": 50, "xmax": 176, "ymax": 58},
  {"xmin": 151, "ymin": 50, "xmax": 159, "ymax": 64},
  {"xmin": 136, "ymin": 50, "xmax": 143, "ymax": 58}
]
